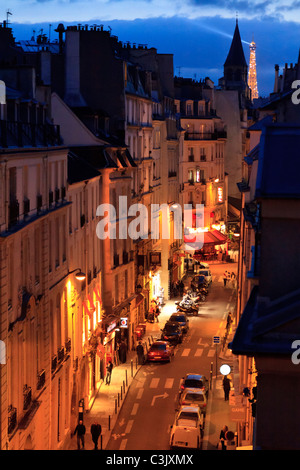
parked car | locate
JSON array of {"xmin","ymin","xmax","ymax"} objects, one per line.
[
  {"xmin": 169, "ymin": 313, "xmax": 189, "ymax": 333},
  {"xmin": 161, "ymin": 321, "xmax": 184, "ymax": 344},
  {"xmin": 179, "ymin": 388, "xmax": 207, "ymax": 416},
  {"xmin": 146, "ymin": 341, "xmax": 173, "ymax": 363},
  {"xmin": 169, "ymin": 406, "xmax": 203, "ymax": 449},
  {"xmin": 179, "ymin": 374, "xmax": 209, "ymax": 397}
]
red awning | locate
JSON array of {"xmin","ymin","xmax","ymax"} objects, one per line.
[{"xmin": 203, "ymin": 230, "xmax": 227, "ymax": 246}]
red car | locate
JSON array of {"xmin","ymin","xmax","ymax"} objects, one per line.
[{"xmin": 146, "ymin": 341, "xmax": 173, "ymax": 363}]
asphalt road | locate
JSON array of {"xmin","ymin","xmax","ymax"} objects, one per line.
[{"xmin": 106, "ymin": 263, "xmax": 236, "ymax": 451}]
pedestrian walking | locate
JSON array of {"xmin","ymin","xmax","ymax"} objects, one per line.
[
  {"xmin": 222, "ymin": 375, "xmax": 231, "ymax": 401},
  {"xmin": 218, "ymin": 425, "xmax": 228, "ymax": 450},
  {"xmin": 105, "ymin": 360, "xmax": 113, "ymax": 385},
  {"xmin": 226, "ymin": 311, "xmax": 233, "ymax": 331},
  {"xmin": 223, "ymin": 270, "xmax": 228, "ymax": 287},
  {"xmin": 179, "ymin": 280, "xmax": 184, "ymax": 297},
  {"xmin": 90, "ymin": 422, "xmax": 102, "ymax": 450},
  {"xmin": 74, "ymin": 420, "xmax": 86, "ymax": 450},
  {"xmin": 136, "ymin": 341, "xmax": 145, "ymax": 365}
]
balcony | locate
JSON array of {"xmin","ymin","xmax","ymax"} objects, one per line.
[
  {"xmin": 23, "ymin": 198, "xmax": 30, "ymax": 217},
  {"xmin": 0, "ymin": 120, "xmax": 61, "ymax": 148},
  {"xmin": 113, "ymin": 253, "xmax": 120, "ymax": 268},
  {"xmin": 65, "ymin": 338, "xmax": 71, "ymax": 354},
  {"xmin": 51, "ymin": 355, "xmax": 57, "ymax": 373},
  {"xmin": 37, "ymin": 194, "xmax": 43, "ymax": 213},
  {"xmin": 8, "ymin": 405, "xmax": 17, "ymax": 435},
  {"xmin": 168, "ymin": 171, "xmax": 177, "ymax": 178},
  {"xmin": 8, "ymin": 199, "xmax": 19, "ymax": 227},
  {"xmin": 123, "ymin": 251, "xmax": 129, "ymax": 264},
  {"xmin": 37, "ymin": 369, "xmax": 46, "ymax": 390},
  {"xmin": 23, "ymin": 385, "xmax": 32, "ymax": 411},
  {"xmin": 57, "ymin": 346, "xmax": 65, "ymax": 364},
  {"xmin": 184, "ymin": 131, "xmax": 227, "ymax": 141}
]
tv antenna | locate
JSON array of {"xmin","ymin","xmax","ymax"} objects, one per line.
[
  {"xmin": 176, "ymin": 66, "xmax": 183, "ymax": 77},
  {"xmin": 6, "ymin": 9, "xmax": 12, "ymax": 24}
]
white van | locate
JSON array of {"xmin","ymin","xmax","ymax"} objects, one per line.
[{"xmin": 169, "ymin": 406, "xmax": 203, "ymax": 449}]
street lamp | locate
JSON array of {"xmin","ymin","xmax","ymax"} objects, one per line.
[{"xmin": 70, "ymin": 268, "xmax": 86, "ymax": 281}]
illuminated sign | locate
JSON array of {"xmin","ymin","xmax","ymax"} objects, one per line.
[
  {"xmin": 107, "ymin": 321, "xmax": 117, "ymax": 333},
  {"xmin": 217, "ymin": 187, "xmax": 223, "ymax": 203},
  {"xmin": 120, "ymin": 317, "xmax": 128, "ymax": 328}
]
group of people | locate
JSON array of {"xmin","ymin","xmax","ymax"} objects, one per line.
[
  {"xmin": 148, "ymin": 299, "xmax": 161, "ymax": 323},
  {"xmin": 223, "ymin": 270, "xmax": 236, "ymax": 288},
  {"xmin": 73, "ymin": 420, "xmax": 102, "ymax": 450},
  {"xmin": 171, "ymin": 280, "xmax": 185, "ymax": 297}
]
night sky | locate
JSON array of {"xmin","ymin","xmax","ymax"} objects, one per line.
[{"xmin": 4, "ymin": 0, "xmax": 300, "ymax": 96}]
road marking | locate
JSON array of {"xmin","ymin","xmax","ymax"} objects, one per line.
[
  {"xmin": 208, "ymin": 349, "xmax": 215, "ymax": 357},
  {"xmin": 125, "ymin": 420, "xmax": 134, "ymax": 434},
  {"xmin": 119, "ymin": 439, "xmax": 127, "ymax": 450},
  {"xmin": 164, "ymin": 378, "xmax": 174, "ymax": 389},
  {"xmin": 226, "ymin": 303, "xmax": 230, "ymax": 310},
  {"xmin": 136, "ymin": 388, "xmax": 144, "ymax": 399},
  {"xmin": 182, "ymin": 348, "xmax": 190, "ymax": 357},
  {"xmin": 195, "ymin": 348, "xmax": 203, "ymax": 357},
  {"xmin": 131, "ymin": 403, "xmax": 139, "ymax": 416},
  {"xmin": 136, "ymin": 378, "xmax": 146, "ymax": 388},
  {"xmin": 151, "ymin": 392, "xmax": 169, "ymax": 406},
  {"xmin": 150, "ymin": 377, "xmax": 160, "ymax": 388},
  {"xmin": 197, "ymin": 338, "xmax": 202, "ymax": 345}
]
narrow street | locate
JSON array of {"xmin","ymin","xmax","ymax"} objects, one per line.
[{"xmin": 106, "ymin": 262, "xmax": 237, "ymax": 450}]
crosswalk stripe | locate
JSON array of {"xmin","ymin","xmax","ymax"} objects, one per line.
[
  {"xmin": 208, "ymin": 349, "xmax": 215, "ymax": 357},
  {"xmin": 182, "ymin": 348, "xmax": 190, "ymax": 357},
  {"xmin": 136, "ymin": 388, "xmax": 144, "ymax": 399},
  {"xmin": 125, "ymin": 420, "xmax": 134, "ymax": 434},
  {"xmin": 195, "ymin": 348, "xmax": 203, "ymax": 357},
  {"xmin": 150, "ymin": 378, "xmax": 160, "ymax": 388},
  {"xmin": 136, "ymin": 378, "xmax": 146, "ymax": 388},
  {"xmin": 164, "ymin": 378, "xmax": 174, "ymax": 389},
  {"xmin": 119, "ymin": 439, "xmax": 127, "ymax": 450},
  {"xmin": 131, "ymin": 403, "xmax": 139, "ymax": 416}
]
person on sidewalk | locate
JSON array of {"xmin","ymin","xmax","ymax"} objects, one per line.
[
  {"xmin": 90, "ymin": 422, "xmax": 102, "ymax": 450},
  {"xmin": 106, "ymin": 360, "xmax": 113, "ymax": 385},
  {"xmin": 222, "ymin": 375, "xmax": 231, "ymax": 401},
  {"xmin": 74, "ymin": 420, "xmax": 86, "ymax": 450},
  {"xmin": 218, "ymin": 425, "xmax": 228, "ymax": 450},
  {"xmin": 226, "ymin": 311, "xmax": 233, "ymax": 332},
  {"xmin": 223, "ymin": 271, "xmax": 228, "ymax": 287},
  {"xmin": 136, "ymin": 341, "xmax": 145, "ymax": 365}
]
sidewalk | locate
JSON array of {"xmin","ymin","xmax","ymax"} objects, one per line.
[{"xmin": 202, "ymin": 343, "xmax": 238, "ymax": 450}]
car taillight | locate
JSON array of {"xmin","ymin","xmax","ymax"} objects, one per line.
[
  {"xmin": 180, "ymin": 385, "xmax": 184, "ymax": 390},
  {"xmin": 202, "ymin": 403, "xmax": 207, "ymax": 407},
  {"xmin": 182, "ymin": 401, "xmax": 186, "ymax": 405}
]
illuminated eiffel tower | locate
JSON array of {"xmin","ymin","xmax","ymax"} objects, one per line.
[{"xmin": 248, "ymin": 39, "xmax": 259, "ymax": 99}]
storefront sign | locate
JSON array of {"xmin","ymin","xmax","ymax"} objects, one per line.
[
  {"xmin": 217, "ymin": 187, "xmax": 223, "ymax": 203},
  {"xmin": 120, "ymin": 317, "xmax": 128, "ymax": 328},
  {"xmin": 230, "ymin": 405, "xmax": 247, "ymax": 422},
  {"xmin": 107, "ymin": 321, "xmax": 117, "ymax": 334}
]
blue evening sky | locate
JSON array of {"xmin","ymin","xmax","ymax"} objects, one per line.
[{"xmin": 3, "ymin": 0, "xmax": 300, "ymax": 96}]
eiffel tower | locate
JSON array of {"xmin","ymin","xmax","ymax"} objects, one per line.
[{"xmin": 248, "ymin": 39, "xmax": 259, "ymax": 99}]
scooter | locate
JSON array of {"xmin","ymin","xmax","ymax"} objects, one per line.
[{"xmin": 175, "ymin": 300, "xmax": 199, "ymax": 316}]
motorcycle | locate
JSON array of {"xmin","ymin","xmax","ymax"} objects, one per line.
[{"xmin": 175, "ymin": 299, "xmax": 199, "ymax": 316}]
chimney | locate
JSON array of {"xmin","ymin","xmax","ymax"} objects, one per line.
[{"xmin": 274, "ymin": 64, "xmax": 279, "ymax": 93}]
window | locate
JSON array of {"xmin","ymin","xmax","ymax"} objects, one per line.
[{"xmin": 188, "ymin": 170, "xmax": 194, "ymax": 182}]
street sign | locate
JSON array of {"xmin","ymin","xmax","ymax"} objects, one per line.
[{"xmin": 213, "ymin": 336, "xmax": 220, "ymax": 344}]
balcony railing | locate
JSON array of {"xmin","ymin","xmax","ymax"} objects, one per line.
[
  {"xmin": 113, "ymin": 253, "xmax": 119, "ymax": 268},
  {"xmin": 37, "ymin": 369, "xmax": 46, "ymax": 390},
  {"xmin": 8, "ymin": 199, "xmax": 19, "ymax": 227},
  {"xmin": 123, "ymin": 251, "xmax": 129, "ymax": 264},
  {"xmin": 65, "ymin": 338, "xmax": 71, "ymax": 354},
  {"xmin": 184, "ymin": 131, "xmax": 227, "ymax": 141},
  {"xmin": 23, "ymin": 385, "xmax": 32, "ymax": 411},
  {"xmin": 51, "ymin": 355, "xmax": 57, "ymax": 373},
  {"xmin": 0, "ymin": 120, "xmax": 61, "ymax": 148},
  {"xmin": 8, "ymin": 406, "xmax": 17, "ymax": 435},
  {"xmin": 57, "ymin": 346, "xmax": 65, "ymax": 364}
]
